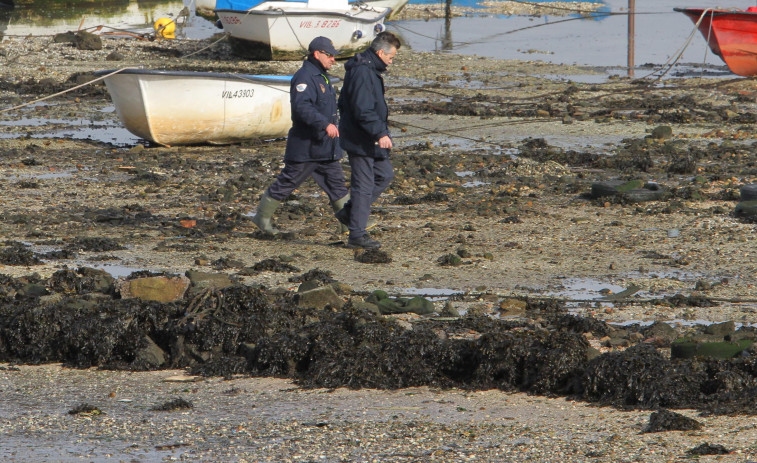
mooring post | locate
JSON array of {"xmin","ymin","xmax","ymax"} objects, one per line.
[{"xmin": 628, "ymin": 0, "xmax": 635, "ymax": 76}]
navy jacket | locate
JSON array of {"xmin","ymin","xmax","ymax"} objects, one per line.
[
  {"xmin": 284, "ymin": 57, "xmax": 342, "ymax": 162},
  {"xmin": 337, "ymin": 48, "xmax": 390, "ymax": 158}
]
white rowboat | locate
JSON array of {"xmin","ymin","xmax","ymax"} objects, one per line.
[
  {"xmin": 215, "ymin": 0, "xmax": 390, "ymax": 60},
  {"xmin": 97, "ymin": 69, "xmax": 292, "ymax": 146}
]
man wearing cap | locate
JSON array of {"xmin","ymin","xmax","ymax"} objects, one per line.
[{"xmin": 252, "ymin": 36, "xmax": 350, "ymax": 235}]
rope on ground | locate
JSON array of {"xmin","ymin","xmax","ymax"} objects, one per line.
[
  {"xmin": 0, "ymin": 3, "xmax": 234, "ymax": 113},
  {"xmin": 182, "ymin": 32, "xmax": 230, "ymax": 58},
  {"xmin": 0, "ymin": 67, "xmax": 137, "ymax": 113},
  {"xmin": 390, "ymin": 117, "xmax": 551, "ymax": 147},
  {"xmin": 634, "ymin": 8, "xmax": 715, "ymax": 81}
]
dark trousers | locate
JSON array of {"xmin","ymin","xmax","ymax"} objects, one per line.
[
  {"xmin": 347, "ymin": 153, "xmax": 394, "ymax": 239},
  {"xmin": 266, "ymin": 160, "xmax": 348, "ymax": 202}
]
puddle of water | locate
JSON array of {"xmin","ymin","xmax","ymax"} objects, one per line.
[
  {"xmin": 1, "ymin": 0, "xmax": 218, "ymax": 40},
  {"xmin": 36, "ymin": 125, "xmax": 142, "ymax": 146},
  {"xmin": 80, "ymin": 263, "xmax": 147, "ymax": 278},
  {"xmin": 395, "ymin": 287, "xmax": 465, "ymax": 301},
  {"xmin": 548, "ymin": 277, "xmax": 628, "ymax": 301},
  {"xmin": 9, "ymin": 170, "xmax": 75, "ymax": 180},
  {"xmin": 612, "ymin": 319, "xmax": 757, "ymax": 329},
  {"xmin": 461, "ymin": 180, "xmax": 488, "ymax": 188}
]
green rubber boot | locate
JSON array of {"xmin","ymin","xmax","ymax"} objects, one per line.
[
  {"xmin": 252, "ymin": 192, "xmax": 281, "ymax": 234},
  {"xmin": 331, "ymin": 194, "xmax": 350, "ymax": 234}
]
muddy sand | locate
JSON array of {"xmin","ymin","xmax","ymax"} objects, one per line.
[{"xmin": 2, "ymin": 33, "xmax": 757, "ymax": 461}]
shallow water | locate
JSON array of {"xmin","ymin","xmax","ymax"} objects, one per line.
[
  {"xmin": 0, "ymin": 0, "xmax": 734, "ymax": 79},
  {"xmin": 392, "ymin": 0, "xmax": 730, "ymax": 76}
]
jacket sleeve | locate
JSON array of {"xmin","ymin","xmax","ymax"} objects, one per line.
[
  {"xmin": 291, "ymin": 74, "xmax": 330, "ymax": 138},
  {"xmin": 344, "ymin": 66, "xmax": 388, "ymax": 141}
]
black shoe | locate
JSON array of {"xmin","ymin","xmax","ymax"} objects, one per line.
[
  {"xmin": 346, "ymin": 235, "xmax": 381, "ymax": 249},
  {"xmin": 335, "ymin": 205, "xmax": 350, "ymax": 226}
]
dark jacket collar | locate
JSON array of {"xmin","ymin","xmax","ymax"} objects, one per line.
[
  {"xmin": 365, "ymin": 48, "xmax": 387, "ymax": 73},
  {"xmin": 346, "ymin": 48, "xmax": 387, "ymax": 74},
  {"xmin": 306, "ymin": 55, "xmax": 328, "ymax": 74}
]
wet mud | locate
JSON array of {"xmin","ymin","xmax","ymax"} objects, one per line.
[{"xmin": 4, "ymin": 35, "xmax": 757, "ymax": 425}]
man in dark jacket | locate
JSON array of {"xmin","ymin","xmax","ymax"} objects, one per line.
[
  {"xmin": 252, "ymin": 36, "xmax": 349, "ymax": 234},
  {"xmin": 335, "ymin": 31, "xmax": 401, "ymax": 249}
]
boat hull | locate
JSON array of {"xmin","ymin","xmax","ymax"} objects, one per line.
[
  {"xmin": 97, "ymin": 69, "xmax": 292, "ymax": 146},
  {"xmin": 216, "ymin": 2, "xmax": 389, "ymax": 60},
  {"xmin": 677, "ymin": 8, "xmax": 757, "ymax": 77},
  {"xmin": 198, "ymin": 0, "xmax": 407, "ymax": 20}
]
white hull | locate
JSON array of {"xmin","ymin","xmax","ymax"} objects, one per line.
[
  {"xmin": 198, "ymin": 0, "xmax": 408, "ymax": 20},
  {"xmin": 98, "ymin": 69, "xmax": 292, "ymax": 145},
  {"xmin": 216, "ymin": 1, "xmax": 389, "ymax": 60}
]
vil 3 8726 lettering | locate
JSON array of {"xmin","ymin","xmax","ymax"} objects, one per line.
[{"xmin": 298, "ymin": 19, "xmax": 342, "ymax": 28}]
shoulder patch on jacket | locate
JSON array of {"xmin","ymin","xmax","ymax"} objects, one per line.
[{"xmin": 296, "ymin": 83, "xmax": 307, "ymax": 92}]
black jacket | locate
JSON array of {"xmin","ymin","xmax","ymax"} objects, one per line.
[
  {"xmin": 337, "ymin": 48, "xmax": 390, "ymax": 158},
  {"xmin": 284, "ymin": 56, "xmax": 342, "ymax": 162}
]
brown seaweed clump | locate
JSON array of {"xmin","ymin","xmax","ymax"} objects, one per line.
[{"xmin": 2, "ymin": 270, "xmax": 757, "ymax": 415}]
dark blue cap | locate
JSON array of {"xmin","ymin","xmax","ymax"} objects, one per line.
[{"xmin": 308, "ymin": 36, "xmax": 338, "ymax": 56}]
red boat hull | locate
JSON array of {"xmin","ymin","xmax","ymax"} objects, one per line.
[{"xmin": 677, "ymin": 7, "xmax": 757, "ymax": 76}]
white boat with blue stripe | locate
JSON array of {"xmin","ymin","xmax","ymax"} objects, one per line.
[{"xmin": 96, "ymin": 69, "xmax": 292, "ymax": 146}]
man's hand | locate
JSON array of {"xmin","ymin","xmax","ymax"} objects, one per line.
[
  {"xmin": 377, "ymin": 135, "xmax": 393, "ymax": 149},
  {"xmin": 325, "ymin": 123, "xmax": 339, "ymax": 138}
]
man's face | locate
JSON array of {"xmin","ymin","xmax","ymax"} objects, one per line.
[
  {"xmin": 314, "ymin": 50, "xmax": 336, "ymax": 70},
  {"xmin": 377, "ymin": 46, "xmax": 397, "ymax": 66}
]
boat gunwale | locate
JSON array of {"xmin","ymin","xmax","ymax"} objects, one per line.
[
  {"xmin": 674, "ymin": 7, "xmax": 757, "ymax": 18},
  {"xmin": 214, "ymin": 6, "xmax": 390, "ymax": 22},
  {"xmin": 93, "ymin": 69, "xmax": 292, "ymax": 85}
]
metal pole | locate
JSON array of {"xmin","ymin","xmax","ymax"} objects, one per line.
[{"xmin": 628, "ymin": 0, "xmax": 635, "ymax": 76}]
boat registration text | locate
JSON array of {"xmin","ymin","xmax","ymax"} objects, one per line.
[
  {"xmin": 222, "ymin": 89, "xmax": 255, "ymax": 99},
  {"xmin": 299, "ymin": 19, "xmax": 341, "ymax": 28}
]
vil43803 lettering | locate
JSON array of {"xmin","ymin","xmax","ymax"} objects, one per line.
[{"xmin": 222, "ymin": 89, "xmax": 255, "ymax": 99}]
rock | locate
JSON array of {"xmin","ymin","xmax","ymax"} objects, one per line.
[
  {"xmin": 73, "ymin": 31, "xmax": 102, "ymax": 50},
  {"xmin": 734, "ymin": 200, "xmax": 757, "ymax": 221},
  {"xmin": 704, "ymin": 320, "xmax": 735, "ymax": 337},
  {"xmin": 296, "ymin": 285, "xmax": 343, "ymax": 310},
  {"xmin": 649, "ymin": 125, "xmax": 673, "ymax": 140},
  {"xmin": 52, "ymin": 31, "xmax": 77, "ymax": 43},
  {"xmin": 17, "ymin": 283, "xmax": 48, "ymax": 297},
  {"xmin": 133, "ymin": 336, "xmax": 166, "ymax": 369},
  {"xmin": 185, "ymin": 270, "xmax": 234, "ymax": 290},
  {"xmin": 352, "ymin": 301, "xmax": 381, "ymax": 315},
  {"xmin": 687, "ymin": 443, "xmax": 731, "ymax": 455},
  {"xmin": 590, "ymin": 179, "xmax": 643, "ymax": 198},
  {"xmin": 330, "ymin": 282, "xmax": 353, "ymax": 295},
  {"xmin": 105, "ymin": 51, "xmax": 124, "ymax": 61},
  {"xmin": 498, "ymin": 297, "xmax": 527, "ymax": 316},
  {"xmin": 741, "ymin": 183, "xmax": 757, "ymax": 201},
  {"xmin": 440, "ymin": 300, "xmax": 460, "ymax": 317},
  {"xmin": 605, "ymin": 337, "xmax": 630, "ymax": 348},
  {"xmin": 590, "ymin": 180, "xmax": 667, "ymax": 203},
  {"xmin": 438, "ymin": 253, "xmax": 462, "ymax": 266},
  {"xmin": 642, "ymin": 321, "xmax": 677, "ymax": 343},
  {"xmin": 117, "ymin": 275, "xmax": 190, "ymax": 302},
  {"xmin": 297, "ymin": 279, "xmax": 323, "ymax": 292},
  {"xmin": 670, "ymin": 339, "xmax": 753, "ymax": 359},
  {"xmin": 365, "ymin": 290, "xmax": 388, "ymax": 303},
  {"xmin": 404, "ymin": 296, "xmax": 436, "ymax": 314},
  {"xmin": 376, "ymin": 295, "xmax": 435, "ymax": 315},
  {"xmin": 643, "ymin": 409, "xmax": 702, "ymax": 433}
]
